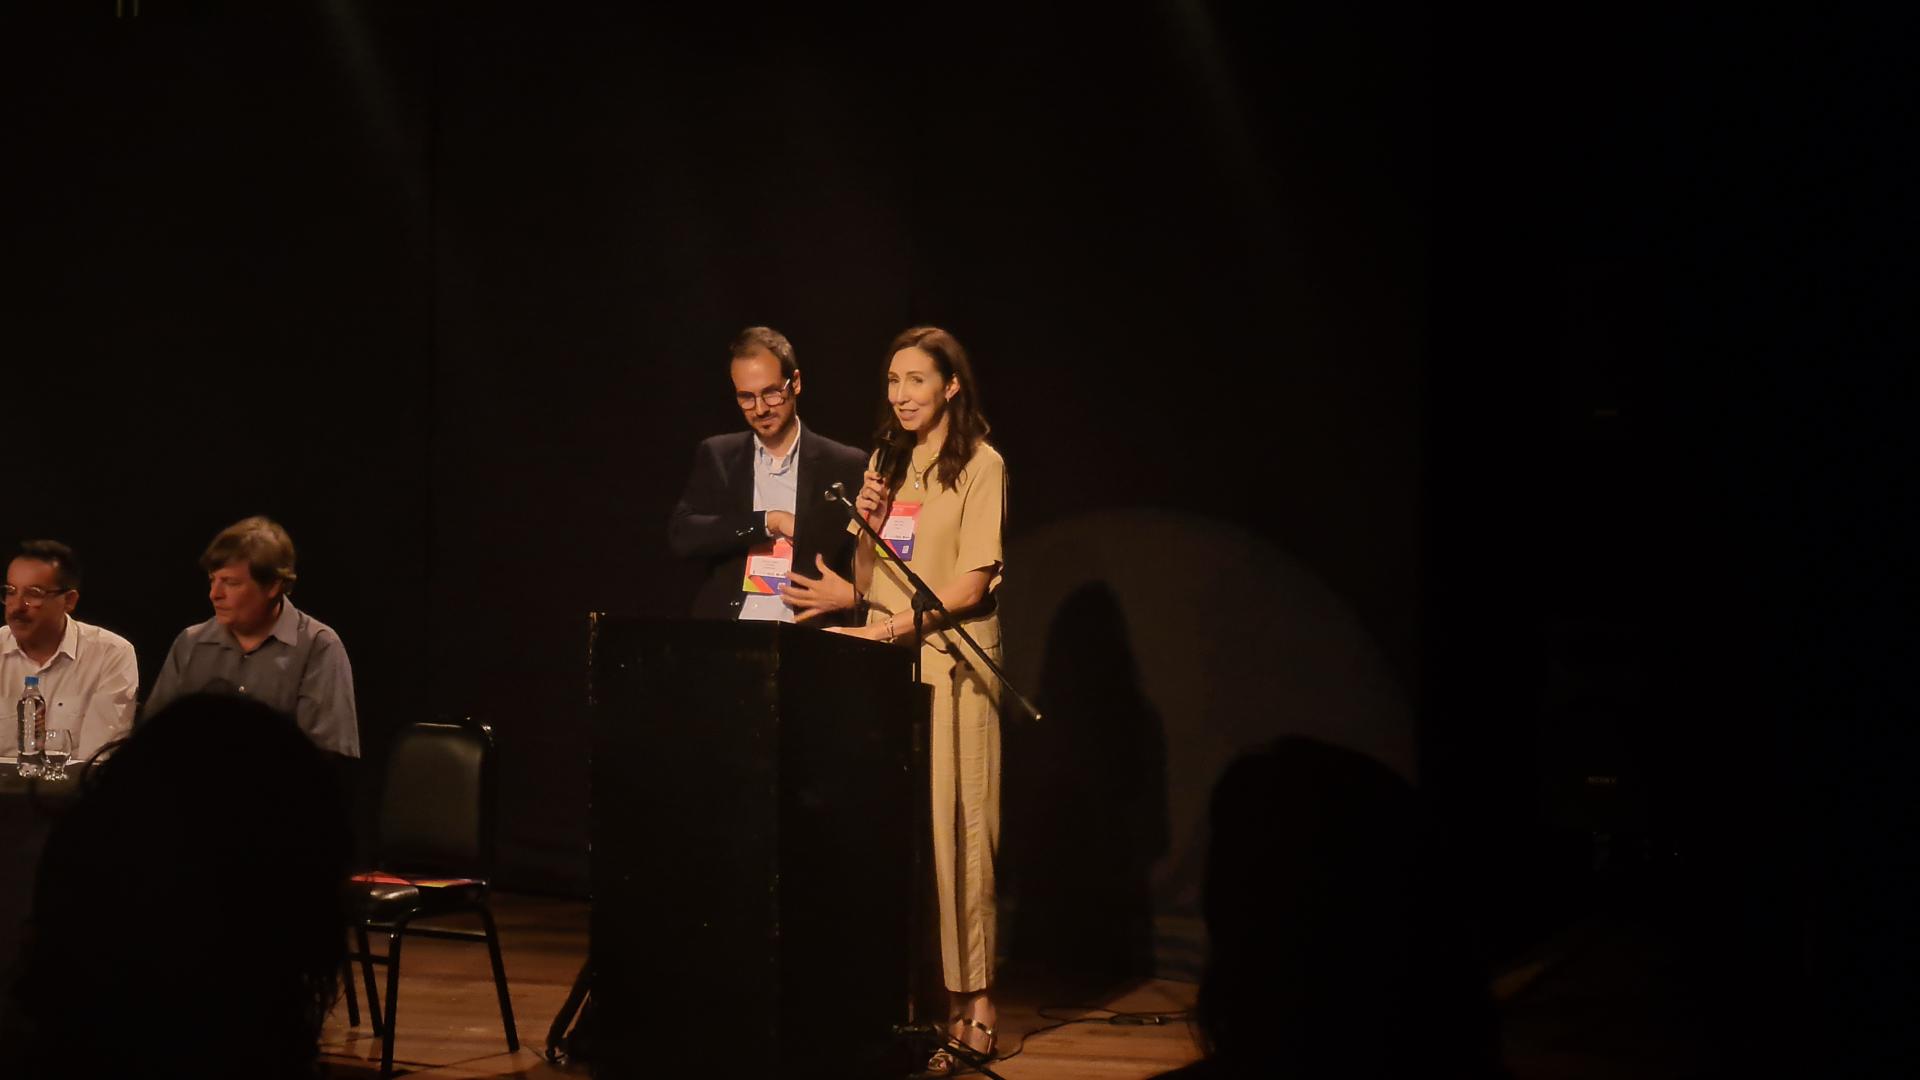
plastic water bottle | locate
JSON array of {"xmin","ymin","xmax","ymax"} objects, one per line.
[{"xmin": 16, "ymin": 675, "xmax": 46, "ymax": 778}]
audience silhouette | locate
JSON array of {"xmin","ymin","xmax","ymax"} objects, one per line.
[
  {"xmin": 5, "ymin": 693, "xmax": 352, "ymax": 1079},
  {"xmin": 1156, "ymin": 736, "xmax": 1505, "ymax": 1078}
]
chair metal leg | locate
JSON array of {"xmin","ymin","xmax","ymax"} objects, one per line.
[
  {"xmin": 380, "ymin": 926, "xmax": 406, "ymax": 1080},
  {"xmin": 341, "ymin": 953, "xmax": 361, "ymax": 1027},
  {"xmin": 357, "ymin": 923, "xmax": 385, "ymax": 1037},
  {"xmin": 477, "ymin": 904, "xmax": 520, "ymax": 1051}
]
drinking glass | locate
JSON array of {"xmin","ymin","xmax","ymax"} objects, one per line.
[{"xmin": 41, "ymin": 729, "xmax": 74, "ymax": 781}]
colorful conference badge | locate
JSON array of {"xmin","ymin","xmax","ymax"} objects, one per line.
[
  {"xmin": 741, "ymin": 538, "xmax": 794, "ymax": 595},
  {"xmin": 881, "ymin": 501, "xmax": 922, "ymax": 560}
]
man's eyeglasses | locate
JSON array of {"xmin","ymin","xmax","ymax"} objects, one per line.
[
  {"xmin": 2, "ymin": 585, "xmax": 73, "ymax": 607},
  {"xmin": 736, "ymin": 376, "xmax": 794, "ymax": 410}
]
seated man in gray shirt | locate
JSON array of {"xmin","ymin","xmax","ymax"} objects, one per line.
[{"xmin": 143, "ymin": 516, "xmax": 359, "ymax": 758}]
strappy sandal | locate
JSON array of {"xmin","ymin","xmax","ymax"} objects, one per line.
[
  {"xmin": 923, "ymin": 1016, "xmax": 998, "ymax": 1076},
  {"xmin": 921, "ymin": 1018, "xmax": 964, "ymax": 1078},
  {"xmin": 922, "ymin": 1043, "xmax": 960, "ymax": 1077}
]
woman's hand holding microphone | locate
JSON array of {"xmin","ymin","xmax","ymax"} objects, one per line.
[{"xmin": 854, "ymin": 469, "xmax": 891, "ymax": 533}]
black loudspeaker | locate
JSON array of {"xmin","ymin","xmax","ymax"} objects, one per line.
[{"xmin": 587, "ymin": 617, "xmax": 924, "ymax": 1079}]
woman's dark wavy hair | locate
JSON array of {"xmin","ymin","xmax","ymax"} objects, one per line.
[
  {"xmin": 875, "ymin": 326, "xmax": 991, "ymax": 493},
  {"xmin": 9, "ymin": 694, "xmax": 351, "ymax": 1079}
]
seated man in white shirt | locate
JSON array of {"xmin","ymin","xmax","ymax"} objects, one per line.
[{"xmin": 1, "ymin": 540, "xmax": 139, "ymax": 762}]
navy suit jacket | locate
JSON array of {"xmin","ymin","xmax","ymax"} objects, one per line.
[{"xmin": 667, "ymin": 423, "xmax": 870, "ymax": 622}]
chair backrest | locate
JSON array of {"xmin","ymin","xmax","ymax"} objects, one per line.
[{"xmin": 377, "ymin": 720, "xmax": 495, "ymax": 878}]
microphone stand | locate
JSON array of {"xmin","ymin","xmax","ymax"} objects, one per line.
[
  {"xmin": 825, "ymin": 483, "xmax": 1043, "ymax": 724},
  {"xmin": 826, "ymin": 482, "xmax": 1035, "ymax": 1080}
]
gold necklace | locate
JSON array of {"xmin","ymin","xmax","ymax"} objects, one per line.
[{"xmin": 909, "ymin": 455, "xmax": 935, "ymax": 490}]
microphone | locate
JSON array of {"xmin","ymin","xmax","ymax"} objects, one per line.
[
  {"xmin": 828, "ymin": 429, "xmax": 907, "ymax": 509},
  {"xmin": 872, "ymin": 427, "xmax": 911, "ymax": 481}
]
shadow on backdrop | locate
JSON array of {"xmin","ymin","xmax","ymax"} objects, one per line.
[
  {"xmin": 998, "ymin": 509, "xmax": 1415, "ymax": 978},
  {"xmin": 1004, "ymin": 581, "xmax": 1169, "ymax": 989},
  {"xmin": 1155, "ymin": 736, "xmax": 1504, "ymax": 1079}
]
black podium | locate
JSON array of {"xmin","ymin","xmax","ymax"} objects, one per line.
[{"xmin": 587, "ymin": 616, "xmax": 926, "ymax": 1079}]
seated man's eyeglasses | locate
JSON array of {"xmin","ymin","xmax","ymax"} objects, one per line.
[
  {"xmin": 736, "ymin": 376, "xmax": 794, "ymax": 409},
  {"xmin": 3, "ymin": 585, "xmax": 73, "ymax": 606}
]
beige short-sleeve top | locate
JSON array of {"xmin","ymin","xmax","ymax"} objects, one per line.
[{"xmin": 862, "ymin": 439, "xmax": 1006, "ymax": 654}]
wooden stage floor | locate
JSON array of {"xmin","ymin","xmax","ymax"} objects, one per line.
[
  {"xmin": 317, "ymin": 893, "xmax": 1203, "ymax": 1079},
  {"xmin": 316, "ymin": 887, "xmax": 1721, "ymax": 1077}
]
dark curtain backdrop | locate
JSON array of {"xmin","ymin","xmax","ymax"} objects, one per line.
[
  {"xmin": 11, "ymin": 6, "xmax": 1915, "ymax": 1064},
  {"xmin": 422, "ymin": 4, "xmax": 1428, "ymax": 890},
  {"xmin": 4, "ymin": 4, "xmax": 1428, "ymax": 895}
]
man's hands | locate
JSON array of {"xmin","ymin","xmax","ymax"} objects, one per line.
[
  {"xmin": 783, "ymin": 554, "xmax": 857, "ymax": 621},
  {"xmin": 765, "ymin": 510, "xmax": 796, "ymax": 539}
]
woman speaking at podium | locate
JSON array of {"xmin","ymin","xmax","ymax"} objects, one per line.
[{"xmin": 829, "ymin": 325, "xmax": 1007, "ymax": 1074}]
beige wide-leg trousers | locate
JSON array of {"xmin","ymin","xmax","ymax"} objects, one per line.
[{"xmin": 922, "ymin": 639, "xmax": 1001, "ymax": 993}]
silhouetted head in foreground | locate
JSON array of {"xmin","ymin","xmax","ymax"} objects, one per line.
[
  {"xmin": 1162, "ymin": 736, "xmax": 1504, "ymax": 1079},
  {"xmin": 10, "ymin": 693, "xmax": 351, "ymax": 1080}
]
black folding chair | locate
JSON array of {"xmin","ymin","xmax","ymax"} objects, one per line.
[{"xmin": 342, "ymin": 720, "xmax": 518, "ymax": 1077}]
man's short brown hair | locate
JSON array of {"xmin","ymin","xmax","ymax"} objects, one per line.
[
  {"xmin": 729, "ymin": 326, "xmax": 797, "ymax": 380},
  {"xmin": 199, "ymin": 516, "xmax": 298, "ymax": 594}
]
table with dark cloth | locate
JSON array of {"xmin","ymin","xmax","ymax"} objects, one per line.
[{"xmin": 0, "ymin": 766, "xmax": 87, "ymax": 983}]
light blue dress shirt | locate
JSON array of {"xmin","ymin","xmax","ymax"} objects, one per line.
[{"xmin": 740, "ymin": 424, "xmax": 802, "ymax": 622}]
